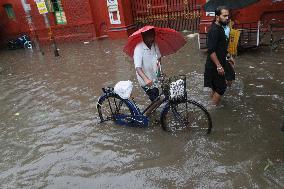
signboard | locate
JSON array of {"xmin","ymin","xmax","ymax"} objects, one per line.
[
  {"xmin": 107, "ymin": 0, "xmax": 118, "ymax": 11},
  {"xmin": 106, "ymin": 0, "xmax": 121, "ymax": 24},
  {"xmin": 35, "ymin": 0, "xmax": 48, "ymax": 14},
  {"xmin": 55, "ymin": 11, "xmax": 67, "ymax": 25}
]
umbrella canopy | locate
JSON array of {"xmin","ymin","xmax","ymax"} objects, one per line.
[
  {"xmin": 204, "ymin": 0, "xmax": 260, "ymax": 12},
  {"xmin": 123, "ymin": 26, "xmax": 186, "ymax": 58}
]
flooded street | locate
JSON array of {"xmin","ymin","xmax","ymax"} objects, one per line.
[{"xmin": 0, "ymin": 36, "xmax": 283, "ymax": 188}]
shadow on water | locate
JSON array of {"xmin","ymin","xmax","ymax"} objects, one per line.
[{"xmin": 0, "ymin": 37, "xmax": 283, "ymax": 188}]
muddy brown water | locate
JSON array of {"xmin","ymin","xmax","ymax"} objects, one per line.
[{"xmin": 0, "ymin": 36, "xmax": 283, "ymax": 188}]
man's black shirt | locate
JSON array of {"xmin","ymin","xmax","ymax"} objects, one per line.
[{"xmin": 206, "ymin": 22, "xmax": 228, "ymax": 69}]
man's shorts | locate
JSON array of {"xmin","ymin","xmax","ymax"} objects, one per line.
[
  {"xmin": 142, "ymin": 86, "xmax": 159, "ymax": 102},
  {"xmin": 204, "ymin": 68, "xmax": 227, "ymax": 95}
]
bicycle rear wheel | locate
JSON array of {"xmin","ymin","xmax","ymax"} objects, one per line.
[
  {"xmin": 97, "ymin": 94, "xmax": 134, "ymax": 123},
  {"xmin": 161, "ymin": 100, "xmax": 212, "ymax": 134}
]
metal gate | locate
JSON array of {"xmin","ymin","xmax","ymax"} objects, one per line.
[{"xmin": 131, "ymin": 0, "xmax": 201, "ymax": 31}]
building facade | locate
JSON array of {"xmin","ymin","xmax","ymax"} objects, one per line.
[
  {"xmin": 0, "ymin": 0, "xmax": 283, "ymax": 47},
  {"xmin": 0, "ymin": 0, "xmax": 204, "ymax": 46},
  {"xmin": 0, "ymin": 0, "xmax": 135, "ymax": 45}
]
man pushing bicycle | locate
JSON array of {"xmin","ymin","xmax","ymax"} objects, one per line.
[{"xmin": 133, "ymin": 28, "xmax": 162, "ymax": 103}]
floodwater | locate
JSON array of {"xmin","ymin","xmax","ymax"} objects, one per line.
[{"xmin": 0, "ymin": 35, "xmax": 283, "ymax": 189}]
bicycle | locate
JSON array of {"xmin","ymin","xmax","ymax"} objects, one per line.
[
  {"xmin": 7, "ymin": 34, "xmax": 33, "ymax": 50},
  {"xmin": 97, "ymin": 74, "xmax": 212, "ymax": 134}
]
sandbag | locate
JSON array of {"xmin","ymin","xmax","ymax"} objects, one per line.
[{"xmin": 114, "ymin": 80, "xmax": 133, "ymax": 99}]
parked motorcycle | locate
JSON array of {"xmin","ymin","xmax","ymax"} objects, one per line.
[{"xmin": 7, "ymin": 34, "xmax": 33, "ymax": 50}]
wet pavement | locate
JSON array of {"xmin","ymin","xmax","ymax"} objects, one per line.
[{"xmin": 0, "ymin": 35, "xmax": 283, "ymax": 188}]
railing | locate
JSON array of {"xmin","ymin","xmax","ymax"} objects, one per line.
[
  {"xmin": 131, "ymin": 0, "xmax": 201, "ymax": 31},
  {"xmin": 199, "ymin": 21, "xmax": 261, "ymax": 50}
]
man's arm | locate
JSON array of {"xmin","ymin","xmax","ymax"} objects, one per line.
[
  {"xmin": 210, "ymin": 52, "xmax": 225, "ymax": 75},
  {"xmin": 134, "ymin": 44, "xmax": 153, "ymax": 86},
  {"xmin": 208, "ymin": 28, "xmax": 225, "ymax": 76},
  {"xmin": 136, "ymin": 67, "xmax": 152, "ymax": 87}
]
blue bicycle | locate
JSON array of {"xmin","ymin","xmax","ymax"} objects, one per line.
[{"xmin": 97, "ymin": 75, "xmax": 212, "ymax": 134}]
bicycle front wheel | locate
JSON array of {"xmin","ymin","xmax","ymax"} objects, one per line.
[
  {"xmin": 161, "ymin": 100, "xmax": 212, "ymax": 134},
  {"xmin": 97, "ymin": 94, "xmax": 134, "ymax": 123}
]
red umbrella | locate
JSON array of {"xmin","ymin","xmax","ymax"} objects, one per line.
[{"xmin": 123, "ymin": 26, "xmax": 186, "ymax": 58}]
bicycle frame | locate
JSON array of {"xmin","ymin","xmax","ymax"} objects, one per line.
[
  {"xmin": 98, "ymin": 87, "xmax": 171, "ymax": 127},
  {"xmin": 141, "ymin": 92, "xmax": 168, "ymax": 115}
]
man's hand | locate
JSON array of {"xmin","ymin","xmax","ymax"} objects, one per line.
[
  {"xmin": 228, "ymin": 57, "xmax": 235, "ymax": 66},
  {"xmin": 145, "ymin": 78, "xmax": 153, "ymax": 87},
  {"xmin": 217, "ymin": 66, "xmax": 225, "ymax": 76},
  {"xmin": 227, "ymin": 54, "xmax": 235, "ymax": 66}
]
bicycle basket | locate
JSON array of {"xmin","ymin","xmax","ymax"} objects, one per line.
[{"xmin": 162, "ymin": 75, "xmax": 187, "ymax": 103}]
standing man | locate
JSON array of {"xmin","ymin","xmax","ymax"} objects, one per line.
[
  {"xmin": 204, "ymin": 6, "xmax": 232, "ymax": 105},
  {"xmin": 134, "ymin": 28, "xmax": 161, "ymax": 102}
]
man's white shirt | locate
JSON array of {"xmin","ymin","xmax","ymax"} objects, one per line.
[{"xmin": 133, "ymin": 42, "xmax": 161, "ymax": 87}]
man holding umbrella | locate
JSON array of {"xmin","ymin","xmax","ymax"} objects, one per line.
[
  {"xmin": 204, "ymin": 6, "xmax": 233, "ymax": 105},
  {"xmin": 124, "ymin": 26, "xmax": 186, "ymax": 105},
  {"xmin": 133, "ymin": 28, "xmax": 162, "ymax": 102}
]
